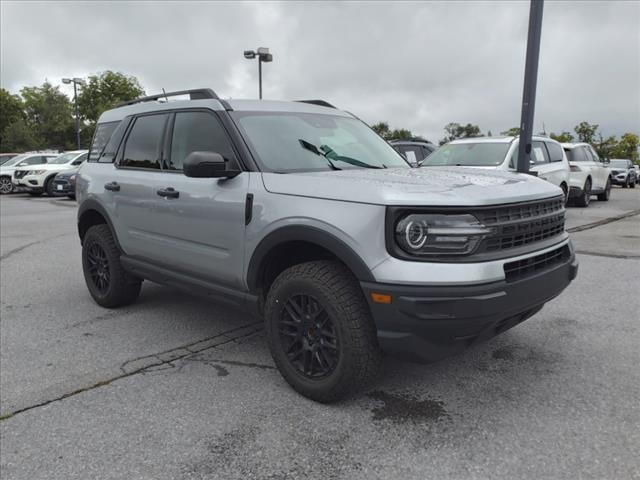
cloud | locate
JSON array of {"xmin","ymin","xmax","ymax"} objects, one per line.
[{"xmin": 1, "ymin": 0, "xmax": 638, "ymax": 142}]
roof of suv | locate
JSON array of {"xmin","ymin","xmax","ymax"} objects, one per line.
[
  {"xmin": 99, "ymin": 97, "xmax": 351, "ymax": 123},
  {"xmin": 449, "ymin": 135, "xmax": 558, "ymax": 145},
  {"xmin": 560, "ymin": 142, "xmax": 591, "ymax": 149}
]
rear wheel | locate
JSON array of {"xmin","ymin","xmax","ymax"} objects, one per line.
[
  {"xmin": 264, "ymin": 260, "xmax": 381, "ymax": 403},
  {"xmin": 623, "ymin": 177, "xmax": 629, "ymax": 188},
  {"xmin": 82, "ymin": 224, "xmax": 142, "ymax": 308},
  {"xmin": 560, "ymin": 183, "xmax": 569, "ymax": 206},
  {"xmin": 575, "ymin": 178, "xmax": 591, "ymax": 207},
  {"xmin": 0, "ymin": 177, "xmax": 14, "ymax": 194},
  {"xmin": 597, "ymin": 178, "xmax": 611, "ymax": 201}
]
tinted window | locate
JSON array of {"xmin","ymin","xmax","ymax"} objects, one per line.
[
  {"xmin": 421, "ymin": 145, "xmax": 435, "ymax": 159},
  {"xmin": 397, "ymin": 146, "xmax": 422, "ymax": 165},
  {"xmin": 72, "ymin": 153, "xmax": 88, "ymax": 165},
  {"xmin": 168, "ymin": 111, "xmax": 236, "ymax": 170},
  {"xmin": 546, "ymin": 142, "xmax": 564, "ymax": 162},
  {"xmin": 587, "ymin": 147, "xmax": 600, "ymax": 162},
  {"xmin": 99, "ymin": 119, "xmax": 129, "ymax": 163},
  {"xmin": 610, "ymin": 159, "xmax": 630, "ymax": 169},
  {"xmin": 121, "ymin": 114, "xmax": 168, "ymax": 169},
  {"xmin": 24, "ymin": 156, "xmax": 46, "ymax": 165},
  {"xmin": 531, "ymin": 141, "xmax": 549, "ymax": 164},
  {"xmin": 569, "ymin": 147, "xmax": 588, "ymax": 162},
  {"xmin": 89, "ymin": 122, "xmax": 119, "ymax": 161}
]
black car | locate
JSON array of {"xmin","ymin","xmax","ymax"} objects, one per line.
[
  {"xmin": 609, "ymin": 159, "xmax": 637, "ymax": 188},
  {"xmin": 389, "ymin": 139, "xmax": 436, "ymax": 167},
  {"xmin": 52, "ymin": 168, "xmax": 79, "ymax": 198}
]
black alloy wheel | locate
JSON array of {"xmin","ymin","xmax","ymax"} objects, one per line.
[
  {"xmin": 279, "ymin": 294, "xmax": 339, "ymax": 379},
  {"xmin": 86, "ymin": 241, "xmax": 110, "ymax": 293}
]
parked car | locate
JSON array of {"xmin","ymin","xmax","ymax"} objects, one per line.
[
  {"xmin": 13, "ymin": 150, "xmax": 88, "ymax": 196},
  {"xmin": 561, "ymin": 143, "xmax": 612, "ymax": 207},
  {"xmin": 77, "ymin": 89, "xmax": 577, "ymax": 402},
  {"xmin": 389, "ymin": 139, "xmax": 436, "ymax": 167},
  {"xmin": 0, "ymin": 153, "xmax": 58, "ymax": 194},
  {"xmin": 0, "ymin": 153, "xmax": 20, "ymax": 165},
  {"xmin": 422, "ymin": 136, "xmax": 571, "ymax": 202},
  {"xmin": 52, "ymin": 168, "xmax": 80, "ymax": 199},
  {"xmin": 608, "ymin": 159, "xmax": 637, "ymax": 188}
]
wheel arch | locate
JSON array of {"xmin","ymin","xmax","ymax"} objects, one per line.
[
  {"xmin": 77, "ymin": 199, "xmax": 122, "ymax": 251},
  {"xmin": 246, "ymin": 225, "xmax": 374, "ymax": 295}
]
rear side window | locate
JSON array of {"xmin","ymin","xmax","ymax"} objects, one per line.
[
  {"xmin": 531, "ymin": 141, "xmax": 549, "ymax": 164},
  {"xmin": 546, "ymin": 142, "xmax": 564, "ymax": 162},
  {"xmin": 121, "ymin": 114, "xmax": 168, "ymax": 170},
  {"xmin": 569, "ymin": 147, "xmax": 588, "ymax": 162},
  {"xmin": 89, "ymin": 122, "xmax": 119, "ymax": 162},
  {"xmin": 168, "ymin": 111, "xmax": 237, "ymax": 170}
]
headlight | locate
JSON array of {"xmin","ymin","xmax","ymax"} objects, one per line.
[
  {"xmin": 395, "ymin": 213, "xmax": 493, "ymax": 256},
  {"xmin": 69, "ymin": 174, "xmax": 76, "ymax": 182},
  {"xmin": 28, "ymin": 170, "xmax": 46, "ymax": 175}
]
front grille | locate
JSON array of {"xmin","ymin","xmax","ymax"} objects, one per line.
[
  {"xmin": 13, "ymin": 170, "xmax": 28, "ymax": 179},
  {"xmin": 475, "ymin": 197, "xmax": 565, "ymax": 253},
  {"xmin": 503, "ymin": 245, "xmax": 570, "ymax": 282}
]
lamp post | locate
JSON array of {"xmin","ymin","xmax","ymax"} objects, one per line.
[
  {"xmin": 62, "ymin": 77, "xmax": 85, "ymax": 149},
  {"xmin": 244, "ymin": 47, "xmax": 273, "ymax": 99}
]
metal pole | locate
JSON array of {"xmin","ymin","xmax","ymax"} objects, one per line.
[
  {"xmin": 258, "ymin": 59, "xmax": 263, "ymax": 99},
  {"xmin": 516, "ymin": 0, "xmax": 544, "ymax": 174},
  {"xmin": 73, "ymin": 81, "xmax": 80, "ymax": 149}
]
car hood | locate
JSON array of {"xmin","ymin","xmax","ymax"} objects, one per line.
[{"xmin": 261, "ymin": 166, "xmax": 562, "ymax": 206}]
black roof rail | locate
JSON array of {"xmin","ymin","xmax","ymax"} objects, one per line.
[
  {"xmin": 116, "ymin": 88, "xmax": 220, "ymax": 108},
  {"xmin": 296, "ymin": 99, "xmax": 337, "ymax": 109}
]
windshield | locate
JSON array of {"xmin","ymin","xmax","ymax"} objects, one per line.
[
  {"xmin": 48, "ymin": 152, "xmax": 78, "ymax": 164},
  {"xmin": 0, "ymin": 154, "xmax": 30, "ymax": 167},
  {"xmin": 610, "ymin": 160, "xmax": 629, "ymax": 168},
  {"xmin": 231, "ymin": 112, "xmax": 409, "ymax": 172},
  {"xmin": 422, "ymin": 142, "xmax": 510, "ymax": 167},
  {"xmin": 0, "ymin": 155, "xmax": 17, "ymax": 165}
]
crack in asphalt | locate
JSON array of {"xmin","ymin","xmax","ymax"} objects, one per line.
[
  {"xmin": 566, "ymin": 209, "xmax": 640, "ymax": 233},
  {"xmin": 0, "ymin": 321, "xmax": 263, "ymax": 421},
  {"xmin": 0, "ymin": 233, "xmax": 71, "ymax": 261},
  {"xmin": 576, "ymin": 250, "xmax": 640, "ymax": 260}
]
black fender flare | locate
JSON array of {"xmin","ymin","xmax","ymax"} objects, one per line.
[
  {"xmin": 77, "ymin": 199, "xmax": 122, "ymax": 251},
  {"xmin": 246, "ymin": 225, "xmax": 375, "ymax": 293}
]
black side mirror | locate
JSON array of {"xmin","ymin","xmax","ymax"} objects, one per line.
[{"xmin": 183, "ymin": 151, "xmax": 240, "ymax": 178}]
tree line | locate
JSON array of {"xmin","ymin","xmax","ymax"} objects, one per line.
[
  {"xmin": 372, "ymin": 120, "xmax": 639, "ymax": 163},
  {"xmin": 0, "ymin": 71, "xmax": 144, "ymax": 152}
]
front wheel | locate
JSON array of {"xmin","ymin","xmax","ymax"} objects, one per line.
[
  {"xmin": 597, "ymin": 178, "xmax": 611, "ymax": 201},
  {"xmin": 264, "ymin": 260, "xmax": 381, "ymax": 403},
  {"xmin": 82, "ymin": 224, "xmax": 142, "ymax": 308},
  {"xmin": 45, "ymin": 177, "xmax": 56, "ymax": 197},
  {"xmin": 0, "ymin": 177, "xmax": 14, "ymax": 194}
]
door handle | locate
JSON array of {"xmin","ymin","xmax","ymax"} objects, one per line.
[
  {"xmin": 157, "ymin": 187, "xmax": 179, "ymax": 199},
  {"xmin": 104, "ymin": 182, "xmax": 120, "ymax": 192}
]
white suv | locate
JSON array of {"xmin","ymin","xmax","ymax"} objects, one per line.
[
  {"xmin": 0, "ymin": 153, "xmax": 59, "ymax": 194},
  {"xmin": 561, "ymin": 143, "xmax": 612, "ymax": 207},
  {"xmin": 13, "ymin": 150, "xmax": 88, "ymax": 196},
  {"xmin": 422, "ymin": 136, "xmax": 571, "ymax": 203}
]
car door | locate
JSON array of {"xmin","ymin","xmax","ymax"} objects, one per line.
[
  {"xmin": 145, "ymin": 109, "xmax": 249, "ymax": 290},
  {"xmin": 108, "ymin": 113, "xmax": 170, "ymax": 258},
  {"xmin": 529, "ymin": 141, "xmax": 556, "ymax": 185},
  {"xmin": 544, "ymin": 140, "xmax": 570, "ymax": 188}
]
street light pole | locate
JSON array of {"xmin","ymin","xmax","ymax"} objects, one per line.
[
  {"xmin": 62, "ymin": 77, "xmax": 85, "ymax": 149},
  {"xmin": 516, "ymin": 0, "xmax": 544, "ymax": 174},
  {"xmin": 244, "ymin": 48, "xmax": 273, "ymax": 99}
]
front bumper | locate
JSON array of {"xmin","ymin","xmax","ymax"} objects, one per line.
[
  {"xmin": 361, "ymin": 244, "xmax": 578, "ymax": 363},
  {"xmin": 15, "ymin": 174, "xmax": 46, "ymax": 188},
  {"xmin": 612, "ymin": 174, "xmax": 629, "ymax": 185},
  {"xmin": 52, "ymin": 178, "xmax": 75, "ymax": 195}
]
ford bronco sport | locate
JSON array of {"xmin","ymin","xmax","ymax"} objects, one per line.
[{"xmin": 77, "ymin": 89, "xmax": 578, "ymax": 402}]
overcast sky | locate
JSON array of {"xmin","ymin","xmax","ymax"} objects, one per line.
[{"xmin": 1, "ymin": 1, "xmax": 638, "ymax": 142}]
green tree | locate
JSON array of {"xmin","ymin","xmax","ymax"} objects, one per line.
[
  {"xmin": 2, "ymin": 118, "xmax": 41, "ymax": 152},
  {"xmin": 21, "ymin": 81, "xmax": 75, "ymax": 149},
  {"xmin": 574, "ymin": 121, "xmax": 599, "ymax": 144},
  {"xmin": 549, "ymin": 131, "xmax": 574, "ymax": 143},
  {"xmin": 501, "ymin": 127, "xmax": 520, "ymax": 136},
  {"xmin": 77, "ymin": 71, "xmax": 144, "ymax": 124},
  {"xmin": 370, "ymin": 121, "xmax": 424, "ymax": 141},
  {"xmin": 593, "ymin": 133, "xmax": 618, "ymax": 160},
  {"xmin": 0, "ymin": 88, "xmax": 26, "ymax": 151},
  {"xmin": 439, "ymin": 122, "xmax": 482, "ymax": 145},
  {"xmin": 610, "ymin": 133, "xmax": 639, "ymax": 162},
  {"xmin": 371, "ymin": 121, "xmax": 390, "ymax": 139}
]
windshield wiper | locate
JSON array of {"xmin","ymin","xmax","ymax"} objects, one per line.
[
  {"xmin": 299, "ymin": 139, "xmax": 383, "ymax": 170},
  {"xmin": 299, "ymin": 139, "xmax": 340, "ymax": 170}
]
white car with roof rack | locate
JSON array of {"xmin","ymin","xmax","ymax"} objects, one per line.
[
  {"xmin": 13, "ymin": 150, "xmax": 88, "ymax": 196},
  {"xmin": 0, "ymin": 152, "xmax": 59, "ymax": 194},
  {"xmin": 561, "ymin": 142, "xmax": 612, "ymax": 207}
]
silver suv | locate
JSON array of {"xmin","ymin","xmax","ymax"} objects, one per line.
[{"xmin": 77, "ymin": 89, "xmax": 578, "ymax": 402}]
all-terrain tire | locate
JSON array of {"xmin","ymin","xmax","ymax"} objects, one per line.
[
  {"xmin": 264, "ymin": 260, "xmax": 381, "ymax": 403},
  {"xmin": 82, "ymin": 224, "xmax": 142, "ymax": 308}
]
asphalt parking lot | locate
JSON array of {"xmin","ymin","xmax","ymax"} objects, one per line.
[{"xmin": 1, "ymin": 188, "xmax": 639, "ymax": 480}]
